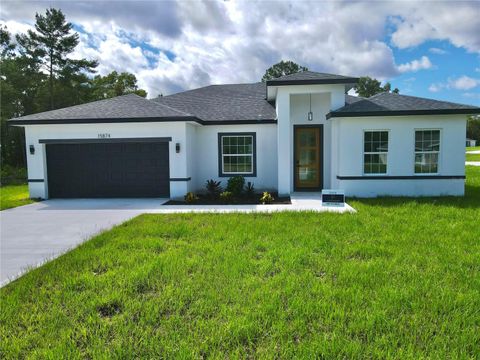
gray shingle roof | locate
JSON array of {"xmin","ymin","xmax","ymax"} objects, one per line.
[
  {"xmin": 153, "ymin": 82, "xmax": 276, "ymax": 123},
  {"xmin": 9, "ymin": 94, "xmax": 193, "ymax": 124},
  {"xmin": 266, "ymin": 70, "xmax": 358, "ymax": 86},
  {"xmin": 345, "ymin": 94, "xmax": 365, "ymax": 105},
  {"xmin": 329, "ymin": 92, "xmax": 480, "ymax": 118}
]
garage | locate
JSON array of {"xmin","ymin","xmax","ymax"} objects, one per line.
[{"xmin": 44, "ymin": 139, "xmax": 170, "ymax": 198}]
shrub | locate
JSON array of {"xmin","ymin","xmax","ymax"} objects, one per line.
[
  {"xmin": 226, "ymin": 176, "xmax": 245, "ymax": 197},
  {"xmin": 260, "ymin": 192, "xmax": 274, "ymax": 204},
  {"xmin": 219, "ymin": 191, "xmax": 233, "ymax": 204},
  {"xmin": 245, "ymin": 182, "xmax": 255, "ymax": 197},
  {"xmin": 184, "ymin": 192, "xmax": 199, "ymax": 204},
  {"xmin": 205, "ymin": 179, "xmax": 222, "ymax": 199}
]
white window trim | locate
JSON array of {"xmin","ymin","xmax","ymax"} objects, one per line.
[
  {"xmin": 362, "ymin": 130, "xmax": 390, "ymax": 176},
  {"xmin": 220, "ymin": 134, "xmax": 255, "ymax": 176},
  {"xmin": 413, "ymin": 129, "xmax": 441, "ymax": 175}
]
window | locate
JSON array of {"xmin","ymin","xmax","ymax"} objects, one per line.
[
  {"xmin": 218, "ymin": 133, "xmax": 256, "ymax": 176},
  {"xmin": 363, "ymin": 131, "xmax": 388, "ymax": 174},
  {"xmin": 415, "ymin": 130, "xmax": 440, "ymax": 174}
]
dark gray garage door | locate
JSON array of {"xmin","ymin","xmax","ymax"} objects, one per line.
[{"xmin": 46, "ymin": 141, "xmax": 170, "ymax": 198}]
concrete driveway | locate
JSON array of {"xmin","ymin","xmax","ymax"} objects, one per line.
[{"xmin": 0, "ymin": 198, "xmax": 167, "ymax": 286}]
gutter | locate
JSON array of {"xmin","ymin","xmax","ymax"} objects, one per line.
[
  {"xmin": 326, "ymin": 108, "xmax": 480, "ymax": 119},
  {"xmin": 8, "ymin": 117, "xmax": 278, "ymax": 126}
]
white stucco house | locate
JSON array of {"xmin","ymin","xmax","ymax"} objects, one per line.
[{"xmin": 9, "ymin": 71, "xmax": 480, "ymax": 199}]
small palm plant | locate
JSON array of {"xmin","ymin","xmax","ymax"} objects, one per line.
[{"xmin": 205, "ymin": 179, "xmax": 222, "ymax": 199}]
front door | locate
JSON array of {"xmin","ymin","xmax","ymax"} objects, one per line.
[{"xmin": 294, "ymin": 126, "xmax": 323, "ymax": 190}]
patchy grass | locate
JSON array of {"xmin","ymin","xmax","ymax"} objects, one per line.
[
  {"xmin": 1, "ymin": 167, "xmax": 479, "ymax": 358},
  {"xmin": 0, "ymin": 184, "xmax": 36, "ymax": 210},
  {"xmin": 466, "ymin": 145, "xmax": 480, "ymax": 152},
  {"xmin": 466, "ymin": 153, "xmax": 480, "ymax": 162}
]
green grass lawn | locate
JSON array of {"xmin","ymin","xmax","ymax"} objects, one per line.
[
  {"xmin": 466, "ymin": 145, "xmax": 480, "ymax": 152},
  {"xmin": 0, "ymin": 184, "xmax": 36, "ymax": 210},
  {"xmin": 1, "ymin": 168, "xmax": 479, "ymax": 358},
  {"xmin": 466, "ymin": 153, "xmax": 480, "ymax": 162}
]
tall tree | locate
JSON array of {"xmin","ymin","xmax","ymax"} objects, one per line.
[
  {"xmin": 467, "ymin": 115, "xmax": 480, "ymax": 141},
  {"xmin": 354, "ymin": 76, "xmax": 399, "ymax": 98},
  {"xmin": 0, "ymin": 26, "xmax": 30, "ymax": 169},
  {"xmin": 90, "ymin": 71, "xmax": 147, "ymax": 100},
  {"xmin": 261, "ymin": 60, "xmax": 308, "ymax": 82},
  {"xmin": 16, "ymin": 8, "xmax": 97, "ymax": 110}
]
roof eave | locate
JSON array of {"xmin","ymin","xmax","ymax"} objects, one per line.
[
  {"xmin": 8, "ymin": 116, "xmax": 200, "ymax": 126},
  {"xmin": 8, "ymin": 116, "xmax": 278, "ymax": 126},
  {"xmin": 266, "ymin": 78, "xmax": 359, "ymax": 86},
  {"xmin": 326, "ymin": 108, "xmax": 480, "ymax": 119}
]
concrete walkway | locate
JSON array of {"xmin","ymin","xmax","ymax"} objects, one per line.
[
  {"xmin": 1, "ymin": 197, "xmax": 354, "ymax": 286},
  {"xmin": 466, "ymin": 150, "xmax": 480, "ymax": 154},
  {"xmin": 466, "ymin": 161, "xmax": 480, "ymax": 166},
  {"xmin": 145, "ymin": 193, "xmax": 354, "ymax": 214}
]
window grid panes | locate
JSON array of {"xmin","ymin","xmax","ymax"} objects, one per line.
[
  {"xmin": 364, "ymin": 131, "xmax": 388, "ymax": 174},
  {"xmin": 221, "ymin": 135, "xmax": 254, "ymax": 174},
  {"xmin": 415, "ymin": 130, "xmax": 440, "ymax": 174}
]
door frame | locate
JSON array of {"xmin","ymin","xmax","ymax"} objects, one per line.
[{"xmin": 293, "ymin": 124, "xmax": 324, "ymax": 191}]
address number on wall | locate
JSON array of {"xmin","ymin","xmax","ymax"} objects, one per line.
[{"xmin": 98, "ymin": 133, "xmax": 111, "ymax": 138}]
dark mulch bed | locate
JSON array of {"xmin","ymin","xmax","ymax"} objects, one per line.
[{"xmin": 164, "ymin": 192, "xmax": 291, "ymax": 205}]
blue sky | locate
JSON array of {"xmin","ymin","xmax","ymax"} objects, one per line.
[
  {"xmin": 390, "ymin": 40, "xmax": 479, "ymax": 104},
  {"xmin": 1, "ymin": 1, "xmax": 479, "ymax": 104}
]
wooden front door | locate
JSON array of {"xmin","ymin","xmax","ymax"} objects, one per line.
[{"xmin": 294, "ymin": 126, "xmax": 323, "ymax": 190}]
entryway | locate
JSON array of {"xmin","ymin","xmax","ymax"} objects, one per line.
[{"xmin": 294, "ymin": 125, "xmax": 323, "ymax": 190}]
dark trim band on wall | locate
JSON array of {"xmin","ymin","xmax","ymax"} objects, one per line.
[
  {"xmin": 337, "ymin": 175, "xmax": 466, "ymax": 180},
  {"xmin": 39, "ymin": 137, "xmax": 172, "ymax": 144},
  {"xmin": 170, "ymin": 177, "xmax": 191, "ymax": 181},
  {"xmin": 28, "ymin": 179, "xmax": 44, "ymax": 182}
]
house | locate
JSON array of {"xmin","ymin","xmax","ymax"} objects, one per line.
[
  {"xmin": 9, "ymin": 71, "xmax": 480, "ymax": 199},
  {"xmin": 466, "ymin": 138, "xmax": 477, "ymax": 147}
]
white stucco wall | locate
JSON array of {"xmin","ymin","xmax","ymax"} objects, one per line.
[
  {"xmin": 20, "ymin": 102, "xmax": 467, "ymax": 200},
  {"xmin": 334, "ymin": 115, "xmax": 466, "ymax": 197},
  {"xmin": 193, "ymin": 124, "xmax": 278, "ymax": 192},
  {"xmin": 22, "ymin": 122, "xmax": 278, "ymax": 199},
  {"xmin": 23, "ymin": 122, "xmax": 192, "ymax": 199}
]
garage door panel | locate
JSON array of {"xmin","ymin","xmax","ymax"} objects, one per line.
[{"xmin": 46, "ymin": 142, "xmax": 170, "ymax": 198}]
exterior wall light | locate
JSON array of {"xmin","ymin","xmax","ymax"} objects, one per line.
[
  {"xmin": 176, "ymin": 143, "xmax": 181, "ymax": 153},
  {"xmin": 307, "ymin": 93, "xmax": 313, "ymax": 121},
  {"xmin": 29, "ymin": 145, "xmax": 35, "ymax": 155}
]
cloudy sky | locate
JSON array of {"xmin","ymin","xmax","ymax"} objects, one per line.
[{"xmin": 1, "ymin": 0, "xmax": 479, "ymax": 104}]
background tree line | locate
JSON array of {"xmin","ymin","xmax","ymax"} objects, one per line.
[{"xmin": 0, "ymin": 8, "xmax": 146, "ymax": 174}]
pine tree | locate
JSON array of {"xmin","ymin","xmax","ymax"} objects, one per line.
[{"xmin": 16, "ymin": 8, "xmax": 97, "ymax": 110}]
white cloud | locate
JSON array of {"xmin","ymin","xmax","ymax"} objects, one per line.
[
  {"xmin": 389, "ymin": 2, "xmax": 480, "ymax": 53},
  {"xmin": 463, "ymin": 92, "xmax": 480, "ymax": 100},
  {"xmin": 429, "ymin": 76, "xmax": 480, "ymax": 93},
  {"xmin": 429, "ymin": 83, "xmax": 443, "ymax": 93},
  {"xmin": 1, "ymin": 1, "xmax": 479, "ymax": 97},
  {"xmin": 397, "ymin": 56, "xmax": 433, "ymax": 73},
  {"xmin": 449, "ymin": 76, "xmax": 480, "ymax": 90},
  {"xmin": 429, "ymin": 47, "xmax": 447, "ymax": 55}
]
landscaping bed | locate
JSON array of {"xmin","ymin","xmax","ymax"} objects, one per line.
[{"xmin": 165, "ymin": 192, "xmax": 291, "ymax": 205}]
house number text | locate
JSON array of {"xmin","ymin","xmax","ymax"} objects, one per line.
[{"xmin": 98, "ymin": 133, "xmax": 111, "ymax": 138}]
